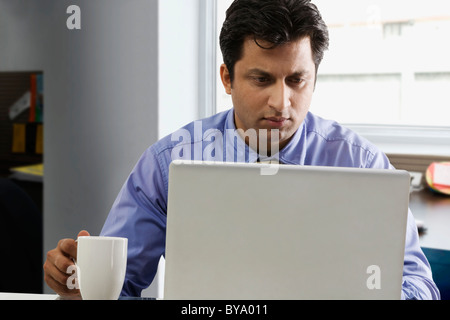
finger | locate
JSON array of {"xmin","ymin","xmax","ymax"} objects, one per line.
[
  {"xmin": 43, "ymin": 258, "xmax": 80, "ymax": 297},
  {"xmin": 58, "ymin": 238, "xmax": 78, "ymax": 260},
  {"xmin": 46, "ymin": 246, "xmax": 75, "ymax": 276},
  {"xmin": 77, "ymin": 230, "xmax": 90, "ymax": 237},
  {"xmin": 43, "ymin": 257, "xmax": 70, "ymax": 286},
  {"xmin": 57, "ymin": 231, "xmax": 91, "ymax": 260},
  {"xmin": 44, "ymin": 271, "xmax": 80, "ymax": 298}
]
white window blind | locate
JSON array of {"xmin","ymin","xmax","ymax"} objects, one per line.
[{"xmin": 313, "ymin": 0, "xmax": 450, "ymax": 127}]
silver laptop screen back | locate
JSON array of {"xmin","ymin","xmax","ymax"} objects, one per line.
[{"xmin": 164, "ymin": 161, "xmax": 410, "ymax": 300}]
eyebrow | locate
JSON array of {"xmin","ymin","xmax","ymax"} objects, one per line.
[
  {"xmin": 245, "ymin": 68, "xmax": 271, "ymax": 77},
  {"xmin": 246, "ymin": 68, "xmax": 310, "ymax": 77}
]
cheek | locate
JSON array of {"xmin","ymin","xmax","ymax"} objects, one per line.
[
  {"xmin": 232, "ymin": 88, "xmax": 262, "ymax": 114},
  {"xmin": 292, "ymin": 90, "xmax": 313, "ymax": 114},
  {"xmin": 292, "ymin": 103, "xmax": 310, "ymax": 119},
  {"xmin": 288, "ymin": 94, "xmax": 313, "ymax": 126}
]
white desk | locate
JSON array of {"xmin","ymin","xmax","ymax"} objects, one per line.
[
  {"xmin": 0, "ymin": 292, "xmax": 154, "ymax": 300},
  {"xmin": 0, "ymin": 292, "xmax": 58, "ymax": 300}
]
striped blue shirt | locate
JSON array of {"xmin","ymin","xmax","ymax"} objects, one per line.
[{"xmin": 101, "ymin": 109, "xmax": 440, "ymax": 299}]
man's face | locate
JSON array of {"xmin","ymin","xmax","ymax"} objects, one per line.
[{"xmin": 220, "ymin": 36, "xmax": 316, "ymax": 153}]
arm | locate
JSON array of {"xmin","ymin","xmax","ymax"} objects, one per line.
[
  {"xmin": 100, "ymin": 147, "xmax": 169, "ymax": 297},
  {"xmin": 401, "ymin": 209, "xmax": 441, "ymax": 300},
  {"xmin": 370, "ymin": 152, "xmax": 440, "ymax": 300}
]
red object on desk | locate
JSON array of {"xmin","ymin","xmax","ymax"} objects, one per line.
[{"xmin": 426, "ymin": 162, "xmax": 450, "ymax": 195}]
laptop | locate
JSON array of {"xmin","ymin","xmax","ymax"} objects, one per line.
[{"xmin": 164, "ymin": 160, "xmax": 410, "ymax": 300}]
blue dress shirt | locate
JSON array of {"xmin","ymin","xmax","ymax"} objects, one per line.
[{"xmin": 100, "ymin": 109, "xmax": 440, "ymax": 299}]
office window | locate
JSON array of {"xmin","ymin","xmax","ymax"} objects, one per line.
[{"xmin": 215, "ymin": 0, "xmax": 450, "ymax": 129}]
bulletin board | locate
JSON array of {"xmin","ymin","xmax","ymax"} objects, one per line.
[{"xmin": 0, "ymin": 71, "xmax": 43, "ymax": 177}]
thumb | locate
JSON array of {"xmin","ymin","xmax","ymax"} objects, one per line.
[
  {"xmin": 77, "ymin": 230, "xmax": 90, "ymax": 238},
  {"xmin": 72, "ymin": 230, "xmax": 90, "ymax": 261}
]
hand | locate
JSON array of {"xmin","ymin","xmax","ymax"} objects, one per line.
[{"xmin": 43, "ymin": 230, "xmax": 90, "ymax": 298}]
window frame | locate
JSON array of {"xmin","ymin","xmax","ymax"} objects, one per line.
[
  {"xmin": 198, "ymin": 0, "xmax": 217, "ymax": 119},
  {"xmin": 347, "ymin": 124, "xmax": 450, "ymax": 157}
]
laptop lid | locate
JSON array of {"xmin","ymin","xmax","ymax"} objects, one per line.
[{"xmin": 164, "ymin": 160, "xmax": 410, "ymax": 300}]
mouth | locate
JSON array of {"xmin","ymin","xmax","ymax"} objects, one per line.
[{"xmin": 263, "ymin": 117, "xmax": 288, "ymax": 128}]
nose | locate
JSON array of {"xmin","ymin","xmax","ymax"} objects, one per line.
[{"xmin": 267, "ymin": 81, "xmax": 291, "ymax": 113}]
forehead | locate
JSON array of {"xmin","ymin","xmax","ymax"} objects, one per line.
[{"xmin": 237, "ymin": 36, "xmax": 315, "ymax": 73}]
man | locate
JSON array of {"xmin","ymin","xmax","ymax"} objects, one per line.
[{"xmin": 44, "ymin": 0, "xmax": 440, "ymax": 299}]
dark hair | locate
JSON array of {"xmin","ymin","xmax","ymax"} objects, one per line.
[{"xmin": 219, "ymin": 0, "xmax": 329, "ymax": 82}]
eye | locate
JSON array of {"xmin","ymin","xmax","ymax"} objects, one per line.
[
  {"xmin": 289, "ymin": 77, "xmax": 304, "ymax": 84},
  {"xmin": 253, "ymin": 76, "xmax": 270, "ymax": 83},
  {"xmin": 250, "ymin": 76, "xmax": 272, "ymax": 87}
]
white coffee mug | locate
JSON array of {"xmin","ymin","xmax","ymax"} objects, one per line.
[{"xmin": 76, "ymin": 236, "xmax": 128, "ymax": 300}]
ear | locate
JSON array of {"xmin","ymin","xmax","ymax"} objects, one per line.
[{"xmin": 220, "ymin": 64, "xmax": 232, "ymax": 95}]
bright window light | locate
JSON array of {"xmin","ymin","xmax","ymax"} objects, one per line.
[{"xmin": 215, "ymin": 0, "xmax": 450, "ymax": 129}]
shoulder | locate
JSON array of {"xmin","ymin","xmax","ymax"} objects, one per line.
[
  {"xmin": 303, "ymin": 113, "xmax": 390, "ymax": 168},
  {"xmin": 138, "ymin": 109, "xmax": 231, "ymax": 176},
  {"xmin": 152, "ymin": 109, "xmax": 230, "ymax": 156},
  {"xmin": 128, "ymin": 109, "xmax": 231, "ymax": 199},
  {"xmin": 304, "ymin": 113, "xmax": 370, "ymax": 147}
]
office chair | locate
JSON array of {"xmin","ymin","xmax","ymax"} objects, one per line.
[
  {"xmin": 422, "ymin": 248, "xmax": 450, "ymax": 300},
  {"xmin": 0, "ymin": 178, "xmax": 42, "ymax": 293}
]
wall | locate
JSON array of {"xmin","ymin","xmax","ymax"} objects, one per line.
[{"xmin": 0, "ymin": 0, "xmax": 163, "ymax": 293}]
